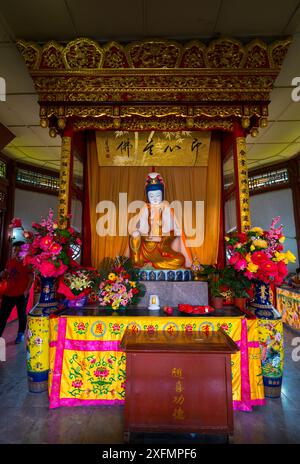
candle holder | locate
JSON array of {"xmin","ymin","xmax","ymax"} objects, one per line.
[{"xmin": 148, "ymin": 294, "xmax": 160, "ymax": 310}]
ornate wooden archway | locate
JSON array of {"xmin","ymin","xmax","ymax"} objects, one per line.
[{"xmin": 17, "ymin": 37, "xmax": 291, "ymax": 234}]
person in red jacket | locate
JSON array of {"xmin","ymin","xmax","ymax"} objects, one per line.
[{"xmin": 0, "ymin": 243, "xmax": 33, "ymax": 343}]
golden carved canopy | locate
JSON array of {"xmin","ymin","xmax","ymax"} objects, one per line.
[{"xmin": 17, "ymin": 37, "xmax": 291, "ymax": 136}]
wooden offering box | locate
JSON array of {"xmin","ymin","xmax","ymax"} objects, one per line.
[{"xmin": 121, "ymin": 328, "xmax": 239, "ymax": 442}]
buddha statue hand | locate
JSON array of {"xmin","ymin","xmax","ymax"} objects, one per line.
[{"xmin": 130, "ymin": 230, "xmax": 142, "ymax": 266}]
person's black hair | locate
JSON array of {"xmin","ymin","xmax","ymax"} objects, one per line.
[{"xmin": 12, "ymin": 241, "xmax": 25, "ymax": 247}]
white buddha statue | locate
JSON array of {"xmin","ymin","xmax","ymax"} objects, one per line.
[{"xmin": 129, "ymin": 172, "xmax": 191, "ymax": 270}]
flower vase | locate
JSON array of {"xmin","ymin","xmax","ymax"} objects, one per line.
[
  {"xmin": 36, "ymin": 277, "xmax": 58, "ymax": 315},
  {"xmin": 251, "ymin": 280, "xmax": 283, "ymax": 398},
  {"xmin": 27, "ymin": 276, "xmax": 58, "ymax": 393},
  {"xmin": 251, "ymin": 281, "xmax": 280, "ymax": 318}
]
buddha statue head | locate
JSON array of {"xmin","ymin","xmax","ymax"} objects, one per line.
[{"xmin": 145, "ymin": 172, "xmax": 164, "ymax": 205}]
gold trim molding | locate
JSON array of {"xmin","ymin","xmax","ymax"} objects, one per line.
[
  {"xmin": 17, "ymin": 37, "xmax": 291, "ymax": 135},
  {"xmin": 17, "ymin": 37, "xmax": 291, "ymax": 71}
]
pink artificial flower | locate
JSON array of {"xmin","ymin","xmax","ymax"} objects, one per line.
[
  {"xmin": 119, "ymin": 285, "xmax": 127, "ymax": 294},
  {"xmin": 234, "ymin": 257, "xmax": 247, "ymax": 271},
  {"xmin": 244, "ymin": 270, "xmax": 254, "ymax": 280}
]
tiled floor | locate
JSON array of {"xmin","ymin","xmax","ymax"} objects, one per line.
[{"xmin": 0, "ymin": 321, "xmax": 299, "ymax": 444}]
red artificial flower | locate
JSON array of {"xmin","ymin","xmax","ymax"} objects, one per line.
[
  {"xmin": 237, "ymin": 233, "xmax": 247, "ymax": 243},
  {"xmin": 39, "ymin": 235, "xmax": 53, "ymax": 251},
  {"xmin": 261, "ymin": 260, "xmax": 278, "ymax": 276},
  {"xmin": 277, "ymin": 260, "xmax": 288, "ymax": 277},
  {"xmin": 251, "ymin": 251, "xmax": 269, "ymax": 265},
  {"xmin": 38, "ymin": 260, "xmax": 68, "ymax": 277},
  {"xmin": 32, "ymin": 222, "xmax": 42, "ymax": 229},
  {"xmin": 49, "ymin": 243, "xmax": 62, "ymax": 255},
  {"xmin": 228, "ymin": 253, "xmax": 241, "ymax": 266},
  {"xmin": 9, "ymin": 217, "xmax": 22, "ymax": 228}
]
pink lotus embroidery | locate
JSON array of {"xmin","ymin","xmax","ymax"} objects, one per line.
[
  {"xmin": 72, "ymin": 380, "xmax": 83, "ymax": 389},
  {"xmin": 94, "ymin": 369, "xmax": 109, "ymax": 378}
]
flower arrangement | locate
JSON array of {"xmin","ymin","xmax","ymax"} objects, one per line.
[
  {"xmin": 21, "ymin": 209, "xmax": 81, "ymax": 278},
  {"xmin": 58, "ymin": 269, "xmax": 100, "ymax": 301},
  {"xmin": 98, "ymin": 256, "xmax": 145, "ymax": 310},
  {"xmin": 225, "ymin": 217, "xmax": 296, "ymax": 285}
]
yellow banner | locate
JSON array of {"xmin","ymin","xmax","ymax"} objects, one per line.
[{"xmin": 96, "ymin": 131, "xmax": 211, "ymax": 166}]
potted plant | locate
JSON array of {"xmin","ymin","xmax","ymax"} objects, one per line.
[
  {"xmin": 202, "ymin": 265, "xmax": 235, "ymax": 309},
  {"xmin": 231, "ymin": 271, "xmax": 252, "ymax": 311}
]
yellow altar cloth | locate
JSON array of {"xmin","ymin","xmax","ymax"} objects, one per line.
[
  {"xmin": 48, "ymin": 314, "xmax": 265, "ymax": 411},
  {"xmin": 276, "ymin": 285, "xmax": 300, "ymax": 330}
]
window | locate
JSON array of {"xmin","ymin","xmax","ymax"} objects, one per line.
[
  {"xmin": 248, "ymin": 168, "xmax": 289, "ymax": 193},
  {"xmin": 0, "ymin": 160, "xmax": 6, "ymax": 179},
  {"xmin": 16, "ymin": 168, "xmax": 59, "ymax": 192}
]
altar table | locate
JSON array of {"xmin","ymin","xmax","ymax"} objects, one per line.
[
  {"xmin": 276, "ymin": 285, "xmax": 300, "ymax": 330},
  {"xmin": 48, "ymin": 307, "xmax": 267, "ymax": 411},
  {"xmin": 121, "ymin": 328, "xmax": 239, "ymax": 440}
]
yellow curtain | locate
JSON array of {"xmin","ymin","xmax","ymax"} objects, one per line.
[{"xmin": 87, "ymin": 133, "xmax": 221, "ymax": 269}]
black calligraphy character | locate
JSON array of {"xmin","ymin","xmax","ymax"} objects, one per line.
[
  {"xmin": 117, "ymin": 140, "xmax": 132, "ymax": 157},
  {"xmin": 143, "ymin": 139, "xmax": 154, "ymax": 156},
  {"xmin": 191, "ymin": 138, "xmax": 202, "ymax": 154},
  {"xmin": 164, "ymin": 145, "xmax": 181, "ymax": 153}
]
